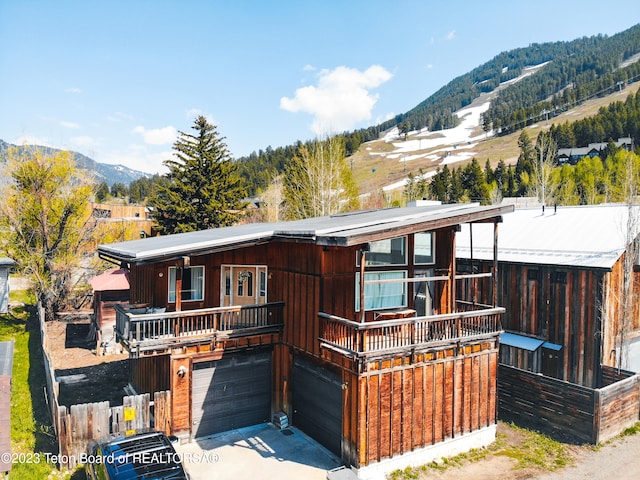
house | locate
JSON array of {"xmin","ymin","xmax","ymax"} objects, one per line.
[
  {"xmin": 0, "ymin": 258, "xmax": 16, "ymax": 314},
  {"xmin": 556, "ymin": 137, "xmax": 634, "ymax": 165},
  {"xmin": 0, "ymin": 340, "xmax": 14, "ymax": 476},
  {"xmin": 91, "ymin": 202, "xmax": 155, "ymax": 243},
  {"xmin": 456, "ymin": 204, "xmax": 640, "ymax": 443},
  {"xmin": 97, "ymin": 202, "xmax": 513, "ymax": 478}
]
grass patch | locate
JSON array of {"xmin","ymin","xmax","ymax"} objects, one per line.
[
  {"xmin": 1, "ymin": 290, "xmax": 72, "ymax": 479},
  {"xmin": 497, "ymin": 424, "xmax": 571, "ymax": 471},
  {"xmin": 388, "ymin": 424, "xmax": 571, "ymax": 479},
  {"xmin": 620, "ymin": 421, "xmax": 640, "ymax": 437}
]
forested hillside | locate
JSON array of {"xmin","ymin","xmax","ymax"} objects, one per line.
[
  {"xmin": 236, "ymin": 23, "xmax": 640, "ymax": 197},
  {"xmin": 413, "ymin": 88, "xmax": 640, "ymax": 206}
]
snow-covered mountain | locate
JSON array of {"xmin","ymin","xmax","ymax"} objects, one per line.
[{"xmin": 0, "ymin": 139, "xmax": 150, "ymax": 186}]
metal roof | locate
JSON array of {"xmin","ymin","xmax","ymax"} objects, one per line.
[
  {"xmin": 98, "ymin": 203, "xmax": 513, "ymax": 263},
  {"xmin": 457, "ymin": 204, "xmax": 639, "ymax": 269},
  {"xmin": 0, "ymin": 258, "xmax": 15, "ymax": 267},
  {"xmin": 500, "ymin": 332, "xmax": 545, "ymax": 351},
  {"xmin": 500, "ymin": 333, "xmax": 562, "ymax": 351}
]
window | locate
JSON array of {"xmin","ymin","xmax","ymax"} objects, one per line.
[
  {"xmin": 358, "ymin": 236, "xmax": 406, "ymax": 266},
  {"xmin": 168, "ymin": 266, "xmax": 204, "ymax": 302},
  {"xmin": 414, "ymin": 231, "xmax": 434, "ymax": 264},
  {"xmin": 356, "ymin": 271, "xmax": 407, "ymax": 311},
  {"xmin": 259, "ymin": 270, "xmax": 267, "ymax": 298}
]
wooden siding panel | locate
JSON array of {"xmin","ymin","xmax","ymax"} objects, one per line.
[
  {"xmin": 412, "ymin": 366, "xmax": 424, "ymax": 449},
  {"xmin": 367, "ymin": 374, "xmax": 381, "ymax": 464},
  {"xmin": 423, "ymin": 364, "xmax": 434, "ymax": 445}
]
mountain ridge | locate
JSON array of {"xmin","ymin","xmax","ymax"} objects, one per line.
[{"xmin": 0, "ymin": 139, "xmax": 150, "ymax": 186}]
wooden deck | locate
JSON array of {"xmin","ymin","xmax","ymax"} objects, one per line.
[
  {"xmin": 114, "ymin": 302, "xmax": 284, "ymax": 352},
  {"xmin": 319, "ymin": 301, "xmax": 504, "ymax": 358}
]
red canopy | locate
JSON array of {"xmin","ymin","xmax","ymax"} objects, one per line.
[{"xmin": 90, "ymin": 268, "xmax": 130, "ymax": 292}]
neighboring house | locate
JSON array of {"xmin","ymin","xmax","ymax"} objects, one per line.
[
  {"xmin": 456, "ymin": 205, "xmax": 640, "ymax": 443},
  {"xmin": 91, "ymin": 202, "xmax": 155, "ymax": 240},
  {"xmin": 97, "ymin": 203, "xmax": 513, "ymax": 478},
  {"xmin": 0, "ymin": 340, "xmax": 14, "ymax": 476},
  {"xmin": 556, "ymin": 137, "xmax": 634, "ymax": 165},
  {"xmin": 0, "ymin": 258, "xmax": 16, "ymax": 314},
  {"xmin": 457, "ymin": 204, "xmax": 640, "ymax": 381}
]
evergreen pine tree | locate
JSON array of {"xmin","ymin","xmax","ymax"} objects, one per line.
[{"xmin": 150, "ymin": 116, "xmax": 247, "ymax": 234}]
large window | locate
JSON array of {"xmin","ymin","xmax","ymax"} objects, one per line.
[
  {"xmin": 414, "ymin": 231, "xmax": 434, "ymax": 264},
  {"xmin": 357, "ymin": 236, "xmax": 406, "ymax": 266},
  {"xmin": 356, "ymin": 271, "xmax": 407, "ymax": 311},
  {"xmin": 168, "ymin": 266, "xmax": 204, "ymax": 302}
]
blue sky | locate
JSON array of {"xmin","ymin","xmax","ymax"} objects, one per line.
[{"xmin": 1, "ymin": 1, "xmax": 638, "ymax": 174}]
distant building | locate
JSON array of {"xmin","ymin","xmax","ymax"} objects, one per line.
[
  {"xmin": 556, "ymin": 137, "xmax": 634, "ymax": 164},
  {"xmin": 0, "ymin": 258, "xmax": 16, "ymax": 314}
]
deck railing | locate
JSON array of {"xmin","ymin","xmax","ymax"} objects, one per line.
[
  {"xmin": 319, "ymin": 301, "xmax": 504, "ymax": 357},
  {"xmin": 114, "ymin": 302, "xmax": 284, "ymax": 351}
]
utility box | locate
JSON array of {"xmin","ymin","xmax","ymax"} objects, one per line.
[{"xmin": 272, "ymin": 411, "xmax": 289, "ymax": 429}]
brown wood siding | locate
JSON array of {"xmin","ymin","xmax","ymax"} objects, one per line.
[
  {"xmin": 170, "ymin": 357, "xmax": 191, "ymax": 435},
  {"xmin": 499, "ymin": 364, "xmax": 639, "ymax": 444},
  {"xmin": 459, "ymin": 260, "xmax": 607, "ymax": 388},
  {"xmin": 358, "ymin": 343, "xmax": 498, "ymax": 466},
  {"xmin": 130, "ymin": 354, "xmax": 170, "ymax": 394}
]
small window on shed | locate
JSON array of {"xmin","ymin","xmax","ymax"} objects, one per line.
[{"xmin": 527, "ymin": 269, "xmax": 539, "ymax": 281}]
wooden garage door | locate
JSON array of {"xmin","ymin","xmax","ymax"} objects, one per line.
[
  {"xmin": 192, "ymin": 349, "xmax": 272, "ymax": 438},
  {"xmin": 292, "ymin": 355, "xmax": 342, "ymax": 455}
]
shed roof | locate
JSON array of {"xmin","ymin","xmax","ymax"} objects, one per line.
[
  {"xmin": 90, "ymin": 268, "xmax": 130, "ymax": 292},
  {"xmin": 457, "ymin": 204, "xmax": 640, "ymax": 269},
  {"xmin": 0, "ymin": 258, "xmax": 15, "ymax": 267},
  {"xmin": 98, "ymin": 203, "xmax": 513, "ymax": 264},
  {"xmin": 0, "ymin": 341, "xmax": 13, "ymax": 377}
]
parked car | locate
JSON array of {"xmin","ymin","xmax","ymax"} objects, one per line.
[{"xmin": 86, "ymin": 430, "xmax": 189, "ymax": 479}]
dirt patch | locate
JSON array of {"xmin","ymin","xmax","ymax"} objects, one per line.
[{"xmin": 45, "ymin": 316, "xmax": 130, "ymax": 407}]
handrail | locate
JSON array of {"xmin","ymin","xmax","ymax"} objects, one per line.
[
  {"xmin": 319, "ymin": 303, "xmax": 504, "ymax": 357},
  {"xmin": 115, "ymin": 302, "xmax": 284, "ymax": 349}
]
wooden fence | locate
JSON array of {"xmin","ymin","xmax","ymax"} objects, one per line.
[
  {"xmin": 498, "ymin": 364, "xmax": 640, "ymax": 444},
  {"xmin": 37, "ymin": 303, "xmax": 173, "ymax": 470},
  {"xmin": 55, "ymin": 391, "xmax": 171, "ymax": 470}
]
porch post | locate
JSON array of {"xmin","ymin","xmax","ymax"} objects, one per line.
[
  {"xmin": 492, "ymin": 221, "xmax": 499, "ymax": 306},
  {"xmin": 451, "ymin": 226, "xmax": 457, "ymax": 313},
  {"xmin": 359, "ymin": 248, "xmax": 366, "ymax": 323},
  {"xmin": 175, "ymin": 264, "xmax": 183, "ymax": 313}
]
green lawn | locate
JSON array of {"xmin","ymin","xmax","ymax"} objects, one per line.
[{"xmin": 0, "ymin": 290, "xmax": 75, "ymax": 479}]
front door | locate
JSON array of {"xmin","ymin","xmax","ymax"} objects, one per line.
[{"xmin": 221, "ymin": 265, "xmax": 267, "ymax": 306}]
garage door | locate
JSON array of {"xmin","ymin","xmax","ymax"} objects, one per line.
[
  {"xmin": 292, "ymin": 355, "xmax": 342, "ymax": 455},
  {"xmin": 192, "ymin": 349, "xmax": 272, "ymax": 438}
]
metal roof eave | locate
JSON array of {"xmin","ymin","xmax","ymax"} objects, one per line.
[
  {"xmin": 312, "ymin": 204, "xmax": 513, "ymax": 247},
  {"xmin": 97, "ymin": 203, "xmax": 514, "ymax": 263}
]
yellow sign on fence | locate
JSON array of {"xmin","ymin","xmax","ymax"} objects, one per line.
[{"xmin": 124, "ymin": 407, "xmax": 136, "ymax": 422}]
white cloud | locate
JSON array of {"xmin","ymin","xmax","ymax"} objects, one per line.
[
  {"xmin": 72, "ymin": 136, "xmax": 99, "ymax": 147},
  {"xmin": 446, "ymin": 30, "xmax": 456, "ymax": 41},
  {"xmin": 280, "ymin": 64, "xmax": 393, "ymax": 135},
  {"xmin": 303, "ymin": 64, "xmax": 315, "ymax": 72},
  {"xmin": 101, "ymin": 145, "xmax": 172, "ymax": 174},
  {"xmin": 13, "ymin": 134, "xmax": 54, "ymax": 147},
  {"xmin": 65, "ymin": 87, "xmax": 82, "ymax": 94},
  {"xmin": 133, "ymin": 125, "xmax": 177, "ymax": 145},
  {"xmin": 106, "ymin": 112, "xmax": 134, "ymax": 122},
  {"xmin": 60, "ymin": 120, "xmax": 80, "ymax": 129},
  {"xmin": 185, "ymin": 108, "xmax": 218, "ymax": 125}
]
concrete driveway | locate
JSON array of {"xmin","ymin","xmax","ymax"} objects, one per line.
[{"xmin": 175, "ymin": 423, "xmax": 343, "ymax": 480}]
